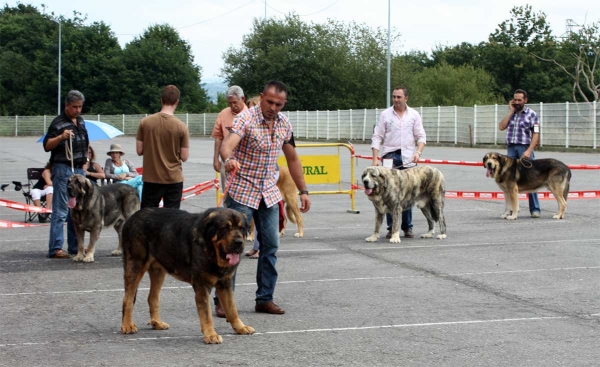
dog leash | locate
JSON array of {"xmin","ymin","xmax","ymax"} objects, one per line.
[
  {"xmin": 217, "ymin": 166, "xmax": 238, "ymax": 207},
  {"xmin": 519, "ymin": 157, "xmax": 533, "ymax": 169},
  {"xmin": 65, "ymin": 135, "xmax": 75, "ymax": 173}
]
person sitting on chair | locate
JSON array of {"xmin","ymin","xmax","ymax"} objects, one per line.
[
  {"xmin": 31, "ymin": 162, "xmax": 53, "ymax": 222},
  {"xmin": 83, "ymin": 145, "xmax": 105, "ymax": 185},
  {"xmin": 104, "ymin": 143, "xmax": 139, "ymax": 183}
]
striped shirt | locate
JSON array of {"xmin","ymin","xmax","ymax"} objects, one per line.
[
  {"xmin": 227, "ymin": 106, "xmax": 293, "ymax": 209},
  {"xmin": 506, "ymin": 107, "xmax": 540, "ymax": 145}
]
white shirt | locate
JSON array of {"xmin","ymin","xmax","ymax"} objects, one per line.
[{"xmin": 371, "ymin": 105, "xmax": 426, "ymax": 166}]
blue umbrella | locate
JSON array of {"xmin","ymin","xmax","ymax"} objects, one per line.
[{"xmin": 37, "ymin": 120, "xmax": 124, "ymax": 142}]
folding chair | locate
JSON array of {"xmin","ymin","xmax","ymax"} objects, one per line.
[{"xmin": 13, "ymin": 168, "xmax": 50, "ymax": 223}]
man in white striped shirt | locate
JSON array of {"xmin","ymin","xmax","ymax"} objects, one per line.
[{"xmin": 371, "ymin": 86, "xmax": 427, "ymax": 239}]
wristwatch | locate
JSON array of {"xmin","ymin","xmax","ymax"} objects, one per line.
[
  {"xmin": 223, "ymin": 157, "xmax": 235, "ymax": 164},
  {"xmin": 299, "ymin": 190, "xmax": 309, "ymax": 196}
]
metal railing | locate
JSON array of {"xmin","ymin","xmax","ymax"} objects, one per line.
[{"xmin": 1, "ymin": 101, "xmax": 598, "ymax": 149}]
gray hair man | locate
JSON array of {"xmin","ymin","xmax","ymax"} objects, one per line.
[{"xmin": 211, "ymin": 85, "xmax": 248, "ymax": 189}]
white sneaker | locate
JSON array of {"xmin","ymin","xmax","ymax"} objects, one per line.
[{"xmin": 531, "ymin": 212, "xmax": 540, "ymax": 218}]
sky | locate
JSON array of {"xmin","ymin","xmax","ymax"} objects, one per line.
[{"xmin": 5, "ymin": 0, "xmax": 600, "ymax": 80}]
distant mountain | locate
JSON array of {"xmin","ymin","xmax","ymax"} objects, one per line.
[{"xmin": 202, "ymin": 77, "xmax": 228, "ymax": 102}]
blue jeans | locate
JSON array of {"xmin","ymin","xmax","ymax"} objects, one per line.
[
  {"xmin": 224, "ymin": 196, "xmax": 280, "ymax": 304},
  {"xmin": 382, "ymin": 150, "xmax": 413, "ymax": 231},
  {"xmin": 48, "ymin": 163, "xmax": 83, "ymax": 256},
  {"xmin": 507, "ymin": 144, "xmax": 541, "ymax": 214}
]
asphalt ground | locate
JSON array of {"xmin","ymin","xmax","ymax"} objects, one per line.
[{"xmin": 0, "ymin": 136, "xmax": 599, "ymax": 367}]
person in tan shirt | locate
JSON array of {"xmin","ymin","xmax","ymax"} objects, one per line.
[
  {"xmin": 211, "ymin": 85, "xmax": 248, "ymax": 192},
  {"xmin": 136, "ymin": 85, "xmax": 190, "ymax": 209}
]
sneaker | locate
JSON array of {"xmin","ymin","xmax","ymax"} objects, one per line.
[
  {"xmin": 404, "ymin": 229, "xmax": 414, "ymax": 238},
  {"xmin": 531, "ymin": 212, "xmax": 540, "ymax": 218},
  {"xmin": 385, "ymin": 231, "xmax": 392, "ymax": 239}
]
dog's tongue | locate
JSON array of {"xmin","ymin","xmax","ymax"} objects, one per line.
[
  {"xmin": 365, "ymin": 188, "xmax": 373, "ymax": 195},
  {"xmin": 67, "ymin": 197, "xmax": 77, "ymax": 209},
  {"xmin": 486, "ymin": 169, "xmax": 492, "ymax": 178},
  {"xmin": 226, "ymin": 253, "xmax": 240, "ymax": 266}
]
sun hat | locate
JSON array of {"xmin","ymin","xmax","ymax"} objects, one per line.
[{"xmin": 107, "ymin": 143, "xmax": 125, "ymax": 156}]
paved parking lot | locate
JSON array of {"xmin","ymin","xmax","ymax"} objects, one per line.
[{"xmin": 0, "ymin": 136, "xmax": 599, "ymax": 366}]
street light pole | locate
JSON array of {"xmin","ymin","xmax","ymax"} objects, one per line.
[
  {"xmin": 386, "ymin": 0, "xmax": 391, "ymax": 107},
  {"xmin": 57, "ymin": 20, "xmax": 61, "ymax": 115}
]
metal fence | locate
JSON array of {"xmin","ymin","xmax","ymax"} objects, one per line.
[{"xmin": 1, "ymin": 102, "xmax": 598, "ymax": 149}]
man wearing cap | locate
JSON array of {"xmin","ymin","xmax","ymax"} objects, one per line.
[
  {"xmin": 136, "ymin": 85, "xmax": 190, "ymax": 209},
  {"xmin": 42, "ymin": 90, "xmax": 89, "ymax": 259},
  {"xmin": 104, "ymin": 143, "xmax": 139, "ymax": 183}
]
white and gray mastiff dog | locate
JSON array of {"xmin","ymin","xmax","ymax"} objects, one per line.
[{"xmin": 362, "ymin": 166, "xmax": 447, "ymax": 243}]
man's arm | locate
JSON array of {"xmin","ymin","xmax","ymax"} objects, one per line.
[
  {"xmin": 523, "ymin": 133, "xmax": 539, "ymax": 159},
  {"xmin": 282, "ymin": 143, "xmax": 311, "ymax": 213},
  {"xmin": 180, "ymin": 147, "xmax": 189, "ymax": 162},
  {"xmin": 136, "ymin": 140, "xmax": 143, "ymax": 156},
  {"xmin": 213, "ymin": 139, "xmax": 223, "ymax": 172},
  {"xmin": 219, "ymin": 133, "xmax": 242, "ymax": 172},
  {"xmin": 499, "ymin": 100, "xmax": 516, "ymax": 131}
]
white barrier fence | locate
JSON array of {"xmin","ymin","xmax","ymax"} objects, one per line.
[{"xmin": 1, "ymin": 101, "xmax": 597, "ymax": 148}]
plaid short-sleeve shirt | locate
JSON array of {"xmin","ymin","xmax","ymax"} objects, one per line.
[
  {"xmin": 506, "ymin": 107, "xmax": 540, "ymax": 145},
  {"xmin": 227, "ymin": 106, "xmax": 293, "ymax": 209}
]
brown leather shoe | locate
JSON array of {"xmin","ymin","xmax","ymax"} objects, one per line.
[
  {"xmin": 255, "ymin": 301, "xmax": 285, "ymax": 315},
  {"xmin": 215, "ymin": 303, "xmax": 226, "ymax": 318},
  {"xmin": 404, "ymin": 229, "xmax": 414, "ymax": 238},
  {"xmin": 49, "ymin": 249, "xmax": 71, "ymax": 259}
]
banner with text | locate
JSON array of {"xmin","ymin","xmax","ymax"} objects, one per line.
[{"xmin": 278, "ymin": 155, "xmax": 340, "ymax": 184}]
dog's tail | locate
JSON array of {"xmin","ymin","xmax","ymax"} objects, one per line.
[
  {"xmin": 285, "ymin": 203, "xmax": 298, "ymax": 224},
  {"xmin": 564, "ymin": 169, "xmax": 572, "ymax": 200}
]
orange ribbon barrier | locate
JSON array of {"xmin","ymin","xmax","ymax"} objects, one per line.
[
  {"xmin": 0, "ymin": 220, "xmax": 49, "ymax": 228},
  {"xmin": 0, "ymin": 199, "xmax": 52, "ymax": 213},
  {"xmin": 353, "ymin": 155, "xmax": 600, "ymax": 170}
]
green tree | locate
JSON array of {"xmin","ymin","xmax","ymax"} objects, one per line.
[
  {"xmin": 118, "ymin": 24, "xmax": 208, "ymax": 113},
  {"xmin": 399, "ymin": 63, "xmax": 504, "ymax": 107},
  {"xmin": 222, "ymin": 14, "xmax": 399, "ymax": 110}
]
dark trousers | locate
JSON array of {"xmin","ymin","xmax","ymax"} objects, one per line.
[
  {"xmin": 382, "ymin": 150, "xmax": 413, "ymax": 231},
  {"xmin": 141, "ymin": 182, "xmax": 184, "ymax": 209}
]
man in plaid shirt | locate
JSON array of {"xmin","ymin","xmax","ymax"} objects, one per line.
[
  {"xmin": 498, "ymin": 89, "xmax": 541, "ymax": 217},
  {"xmin": 219, "ymin": 81, "xmax": 311, "ymax": 315}
]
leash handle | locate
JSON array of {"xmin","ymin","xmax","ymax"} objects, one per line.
[{"xmin": 217, "ymin": 166, "xmax": 238, "ymax": 207}]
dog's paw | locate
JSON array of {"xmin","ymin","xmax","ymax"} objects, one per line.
[
  {"xmin": 389, "ymin": 235, "xmax": 401, "ymax": 243},
  {"xmin": 72, "ymin": 253, "xmax": 85, "ymax": 262},
  {"xmin": 500, "ymin": 213, "xmax": 509, "ymax": 219},
  {"xmin": 203, "ymin": 333, "xmax": 223, "ymax": 344},
  {"xmin": 365, "ymin": 234, "xmax": 379, "ymax": 242},
  {"xmin": 420, "ymin": 232, "xmax": 434, "ymax": 238},
  {"xmin": 234, "ymin": 324, "xmax": 255, "ymax": 335},
  {"xmin": 121, "ymin": 323, "xmax": 138, "ymax": 334},
  {"xmin": 552, "ymin": 213, "xmax": 563, "ymax": 219},
  {"xmin": 111, "ymin": 249, "xmax": 122, "ymax": 256},
  {"xmin": 506, "ymin": 215, "xmax": 517, "ymax": 220},
  {"xmin": 294, "ymin": 232, "xmax": 303, "ymax": 238},
  {"xmin": 436, "ymin": 234, "xmax": 447, "ymax": 239},
  {"xmin": 149, "ymin": 320, "xmax": 169, "ymax": 330},
  {"xmin": 82, "ymin": 255, "xmax": 95, "ymax": 263}
]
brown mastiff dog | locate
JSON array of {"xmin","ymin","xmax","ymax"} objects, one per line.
[
  {"xmin": 483, "ymin": 152, "xmax": 572, "ymax": 219},
  {"xmin": 120, "ymin": 207, "xmax": 254, "ymax": 344}
]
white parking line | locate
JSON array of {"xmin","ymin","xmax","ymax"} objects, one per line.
[
  {"xmin": 1, "ymin": 315, "xmax": 586, "ymax": 347},
  {"xmin": 1, "ymin": 266, "xmax": 597, "ymax": 297}
]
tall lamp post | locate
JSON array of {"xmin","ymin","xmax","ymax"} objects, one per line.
[
  {"xmin": 386, "ymin": 0, "xmax": 391, "ymax": 106},
  {"xmin": 51, "ymin": 18, "xmax": 62, "ymax": 115}
]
